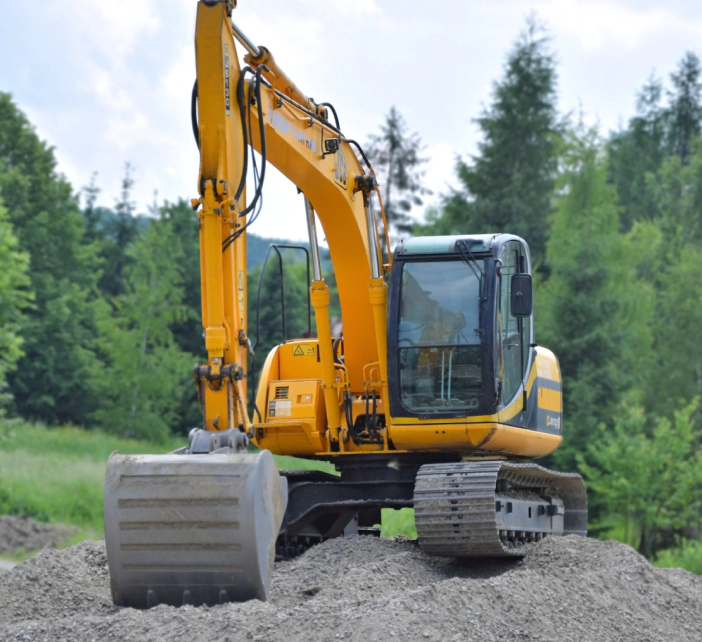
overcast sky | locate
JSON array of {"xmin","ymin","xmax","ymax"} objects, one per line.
[{"xmin": 3, "ymin": 0, "xmax": 702, "ymax": 240}]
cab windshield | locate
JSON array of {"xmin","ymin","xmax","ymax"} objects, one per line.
[{"xmin": 398, "ymin": 260, "xmax": 483, "ymax": 413}]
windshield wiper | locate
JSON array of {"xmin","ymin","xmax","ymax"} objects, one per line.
[{"xmin": 455, "ymin": 240, "xmax": 487, "ymax": 301}]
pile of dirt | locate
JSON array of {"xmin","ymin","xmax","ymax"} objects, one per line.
[
  {"xmin": 1, "ymin": 535, "xmax": 701, "ymax": 641},
  {"xmin": 0, "ymin": 515, "xmax": 76, "ymax": 556}
]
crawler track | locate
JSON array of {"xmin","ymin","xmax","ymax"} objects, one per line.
[{"xmin": 414, "ymin": 461, "xmax": 587, "ymax": 557}]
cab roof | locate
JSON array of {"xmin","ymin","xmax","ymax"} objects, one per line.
[{"xmin": 395, "ymin": 234, "xmax": 504, "ymax": 257}]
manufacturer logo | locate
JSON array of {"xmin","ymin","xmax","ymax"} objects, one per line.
[
  {"xmin": 268, "ymin": 111, "xmax": 317, "ymax": 153},
  {"xmin": 224, "ymin": 45, "xmax": 231, "ymax": 116}
]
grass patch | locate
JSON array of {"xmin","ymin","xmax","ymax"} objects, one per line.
[
  {"xmin": 381, "ymin": 507, "xmax": 417, "ymax": 538},
  {"xmin": 0, "ymin": 420, "xmax": 186, "ymax": 554},
  {"xmin": 0, "ymin": 450, "xmax": 105, "ymax": 529},
  {"xmin": 0, "ymin": 420, "xmax": 183, "ymax": 460},
  {"xmin": 0, "ymin": 419, "xmax": 416, "ymax": 559},
  {"xmin": 0, "ymin": 420, "xmax": 335, "ymax": 540}
]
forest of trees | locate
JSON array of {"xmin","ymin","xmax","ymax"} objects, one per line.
[{"xmin": 2, "ymin": 18, "xmax": 702, "ymax": 563}]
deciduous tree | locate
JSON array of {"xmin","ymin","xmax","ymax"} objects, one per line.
[
  {"xmin": 0, "ymin": 93, "xmax": 103, "ymax": 425},
  {"xmin": 93, "ymin": 219, "xmax": 193, "ymax": 441}
]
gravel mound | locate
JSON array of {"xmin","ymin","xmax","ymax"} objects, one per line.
[
  {"xmin": 0, "ymin": 515, "xmax": 76, "ymax": 556},
  {"xmin": 1, "ymin": 535, "xmax": 701, "ymax": 642}
]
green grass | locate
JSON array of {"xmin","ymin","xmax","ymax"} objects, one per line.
[
  {"xmin": 0, "ymin": 450, "xmax": 106, "ymax": 529},
  {"xmin": 0, "ymin": 420, "xmax": 187, "ymax": 553},
  {"xmin": 380, "ymin": 507, "xmax": 417, "ymax": 538},
  {"xmin": 655, "ymin": 540, "xmax": 702, "ymax": 575}
]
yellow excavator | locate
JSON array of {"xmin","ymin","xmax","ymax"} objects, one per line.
[{"xmin": 104, "ymin": 0, "xmax": 587, "ymax": 609}]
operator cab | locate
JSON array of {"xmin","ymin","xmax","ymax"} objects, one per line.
[{"xmin": 388, "ymin": 234, "xmax": 533, "ymax": 421}]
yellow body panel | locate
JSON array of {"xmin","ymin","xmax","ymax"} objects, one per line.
[
  {"xmin": 278, "ymin": 340, "xmax": 322, "ymax": 381},
  {"xmin": 389, "ymin": 423, "xmax": 561, "ymax": 459},
  {"xmin": 538, "ymin": 387, "xmax": 562, "ymax": 413},
  {"xmin": 257, "ymin": 379, "xmax": 328, "ymax": 456}
]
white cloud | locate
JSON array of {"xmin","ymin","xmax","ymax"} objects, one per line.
[
  {"xmin": 297, "ymin": 0, "xmax": 380, "ymax": 19},
  {"xmin": 482, "ymin": 0, "xmax": 702, "ymax": 52},
  {"xmin": 423, "ymin": 142, "xmax": 460, "ymax": 201},
  {"xmin": 159, "ymin": 46, "xmax": 196, "ymax": 103},
  {"xmin": 47, "ymin": 0, "xmax": 161, "ymax": 59},
  {"xmin": 543, "ymin": 0, "xmax": 702, "ymax": 50}
]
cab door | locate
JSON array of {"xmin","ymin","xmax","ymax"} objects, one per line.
[{"xmin": 496, "ymin": 241, "xmax": 532, "ymax": 415}]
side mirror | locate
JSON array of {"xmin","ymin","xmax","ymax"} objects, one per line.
[{"xmin": 511, "ymin": 274, "xmax": 532, "ymax": 317}]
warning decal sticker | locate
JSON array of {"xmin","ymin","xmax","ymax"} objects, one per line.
[{"xmin": 292, "ymin": 344, "xmax": 316, "ymax": 357}]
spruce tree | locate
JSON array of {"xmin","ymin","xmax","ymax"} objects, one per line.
[
  {"xmin": 423, "ymin": 20, "xmax": 560, "ymax": 267},
  {"xmin": 607, "ymin": 76, "xmax": 667, "ymax": 230},
  {"xmin": 161, "ymin": 199, "xmax": 202, "ymax": 358},
  {"xmin": 97, "ymin": 164, "xmax": 141, "ymax": 298},
  {"xmin": 666, "ymin": 51, "xmax": 702, "ymax": 165},
  {"xmin": 366, "ymin": 107, "xmax": 430, "ymax": 241},
  {"xmin": 641, "ymin": 140, "xmax": 702, "ymax": 422}
]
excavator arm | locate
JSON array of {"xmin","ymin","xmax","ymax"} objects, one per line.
[{"xmin": 192, "ymin": 0, "xmax": 389, "ymax": 442}]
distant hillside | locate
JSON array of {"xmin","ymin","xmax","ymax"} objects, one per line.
[
  {"xmin": 246, "ymin": 234, "xmax": 309, "ymax": 267},
  {"xmin": 94, "ymin": 209, "xmax": 308, "ymax": 268}
]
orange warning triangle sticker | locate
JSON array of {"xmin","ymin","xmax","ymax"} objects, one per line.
[{"xmin": 293, "ymin": 346, "xmax": 305, "ymax": 356}]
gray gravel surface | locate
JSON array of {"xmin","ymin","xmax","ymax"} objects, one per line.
[
  {"xmin": 0, "ymin": 535, "xmax": 700, "ymax": 642},
  {"xmin": 0, "ymin": 516, "xmax": 76, "ymax": 556}
]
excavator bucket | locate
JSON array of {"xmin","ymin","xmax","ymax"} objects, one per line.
[{"xmin": 104, "ymin": 449, "xmax": 287, "ymax": 608}]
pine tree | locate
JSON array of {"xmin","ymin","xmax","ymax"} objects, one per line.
[
  {"xmin": 423, "ymin": 19, "xmax": 560, "ymax": 267},
  {"xmin": 366, "ymin": 107, "xmax": 430, "ymax": 241}
]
